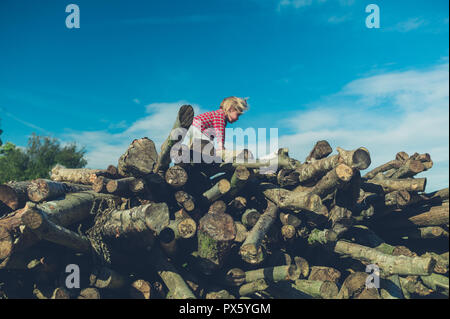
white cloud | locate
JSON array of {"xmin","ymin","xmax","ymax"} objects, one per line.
[
  {"xmin": 327, "ymin": 14, "xmax": 352, "ymax": 24},
  {"xmin": 277, "ymin": 0, "xmax": 354, "ymax": 11},
  {"xmin": 277, "ymin": 0, "xmax": 326, "ymax": 10},
  {"xmin": 390, "ymin": 18, "xmax": 427, "ymax": 32},
  {"xmin": 278, "ymin": 62, "xmax": 449, "ymax": 191}
]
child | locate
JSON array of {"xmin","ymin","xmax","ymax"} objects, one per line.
[{"xmin": 188, "ymin": 96, "xmax": 248, "ymax": 160}]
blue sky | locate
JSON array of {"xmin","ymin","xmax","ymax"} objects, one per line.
[{"xmin": 0, "ymin": 0, "xmax": 448, "ymax": 191}]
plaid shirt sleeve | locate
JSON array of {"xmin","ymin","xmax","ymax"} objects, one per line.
[{"xmin": 192, "ymin": 109, "xmax": 227, "ymax": 149}]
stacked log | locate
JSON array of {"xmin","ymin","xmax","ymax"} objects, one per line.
[{"xmin": 0, "ymin": 107, "xmax": 448, "ymax": 299}]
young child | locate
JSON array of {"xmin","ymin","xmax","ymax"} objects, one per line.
[{"xmin": 188, "ymin": 96, "xmax": 248, "ymax": 160}]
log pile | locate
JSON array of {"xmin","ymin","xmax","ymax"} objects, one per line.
[{"xmin": 0, "ymin": 106, "xmax": 448, "ymax": 299}]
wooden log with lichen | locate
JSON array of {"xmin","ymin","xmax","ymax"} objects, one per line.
[
  {"xmin": 197, "ymin": 211, "xmax": 236, "ymax": 274},
  {"xmin": 239, "ymin": 201, "xmax": 278, "ymax": 265}
]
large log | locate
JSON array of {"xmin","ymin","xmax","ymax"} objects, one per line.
[
  {"xmin": 291, "ymin": 279, "xmax": 339, "ymax": 299},
  {"xmin": 363, "ymin": 175, "xmax": 427, "ymax": 193},
  {"xmin": 310, "ymin": 164, "xmax": 353, "ymax": 198},
  {"xmin": 363, "ymin": 160, "xmax": 403, "ymax": 180},
  {"xmin": 0, "ymin": 181, "xmax": 30, "ymax": 211},
  {"xmin": 148, "ymin": 245, "xmax": 196, "ymax": 299},
  {"xmin": 50, "ymin": 165, "xmax": 115, "ymax": 185},
  {"xmin": 202, "ymin": 179, "xmax": 230, "ymax": 203},
  {"xmin": 197, "ymin": 211, "xmax": 236, "ymax": 274},
  {"xmin": 118, "ymin": 137, "xmax": 158, "ymax": 177},
  {"xmin": 244, "ymin": 265, "xmax": 300, "ymax": 283},
  {"xmin": 228, "ymin": 166, "xmax": 250, "ymax": 198},
  {"xmin": 294, "ymin": 147, "xmax": 370, "ymax": 185},
  {"xmin": 391, "ymin": 159, "xmax": 425, "ymax": 179},
  {"xmin": 333, "ymin": 240, "xmax": 435, "ymax": 276},
  {"xmin": 378, "ymin": 202, "xmax": 449, "ymax": 229},
  {"xmin": 106, "ymin": 177, "xmax": 136, "ymax": 196},
  {"xmin": 154, "ymin": 105, "xmax": 194, "ymax": 175},
  {"xmin": 305, "ymin": 140, "xmax": 332, "ymax": 163},
  {"xmin": 0, "ymin": 192, "xmax": 120, "ymax": 261},
  {"xmin": 262, "ymin": 185, "xmax": 328, "ymax": 216},
  {"xmin": 239, "ymin": 201, "xmax": 278, "ymax": 265},
  {"xmin": 100, "ymin": 203, "xmax": 170, "ymax": 247},
  {"xmin": 21, "ymin": 203, "xmax": 92, "ymax": 253},
  {"xmin": 27, "ymin": 179, "xmax": 91, "ymax": 202}
]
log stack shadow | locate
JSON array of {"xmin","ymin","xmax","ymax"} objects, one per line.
[{"xmin": 0, "ymin": 106, "xmax": 448, "ymax": 299}]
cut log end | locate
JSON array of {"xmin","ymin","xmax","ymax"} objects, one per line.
[
  {"xmin": 0, "ymin": 185, "xmax": 19, "ymax": 210},
  {"xmin": 352, "ymin": 148, "xmax": 371, "ymax": 170},
  {"xmin": 199, "ymin": 211, "xmax": 236, "ymax": 242},
  {"xmin": 239, "ymin": 244, "xmax": 264, "ymax": 265},
  {"xmin": 336, "ymin": 164, "xmax": 354, "ymax": 182},
  {"xmin": 218, "ymin": 179, "xmax": 231, "ymax": 194},
  {"xmin": 177, "ymin": 218, "xmax": 197, "ymax": 239}
]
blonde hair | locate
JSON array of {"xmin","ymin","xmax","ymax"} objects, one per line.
[{"xmin": 220, "ymin": 96, "xmax": 248, "ymax": 114}]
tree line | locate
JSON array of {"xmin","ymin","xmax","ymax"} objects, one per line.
[{"xmin": 0, "ymin": 118, "xmax": 87, "ymax": 184}]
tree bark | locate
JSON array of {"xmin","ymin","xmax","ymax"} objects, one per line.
[
  {"xmin": 50, "ymin": 165, "xmax": 116, "ymax": 185},
  {"xmin": 305, "ymin": 140, "xmax": 332, "ymax": 163},
  {"xmin": 100, "ymin": 203, "xmax": 170, "ymax": 245},
  {"xmin": 420, "ymin": 273, "xmax": 449, "ymax": 296},
  {"xmin": 21, "ymin": 203, "xmax": 92, "ymax": 253},
  {"xmin": 148, "ymin": 245, "xmax": 196, "ymax": 299},
  {"xmin": 333, "ymin": 240, "xmax": 435, "ymax": 276},
  {"xmin": 262, "ymin": 185, "xmax": 328, "ymax": 216},
  {"xmin": 292, "ymin": 279, "xmax": 339, "ymax": 299},
  {"xmin": 363, "ymin": 175, "xmax": 427, "ymax": 193},
  {"xmin": 244, "ymin": 265, "xmax": 300, "ymax": 283},
  {"xmin": 0, "ymin": 181, "xmax": 30, "ymax": 210},
  {"xmin": 307, "ymin": 228, "xmax": 337, "ymax": 246},
  {"xmin": 228, "ymin": 166, "xmax": 250, "ymax": 198},
  {"xmin": 239, "ymin": 201, "xmax": 278, "ymax": 265},
  {"xmin": 391, "ymin": 159, "xmax": 425, "ymax": 179},
  {"xmin": 238, "ymin": 279, "xmax": 269, "ymax": 296},
  {"xmin": 310, "ymin": 164, "xmax": 353, "ymax": 198},
  {"xmin": 0, "ymin": 192, "xmax": 120, "ymax": 261},
  {"xmin": 27, "ymin": 179, "xmax": 91, "ymax": 202},
  {"xmin": 118, "ymin": 137, "xmax": 158, "ymax": 177},
  {"xmin": 379, "ymin": 202, "xmax": 449, "ymax": 229},
  {"xmin": 202, "ymin": 179, "xmax": 230, "ymax": 202},
  {"xmin": 363, "ymin": 160, "xmax": 403, "ymax": 180}
]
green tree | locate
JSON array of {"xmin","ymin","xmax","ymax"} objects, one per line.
[
  {"xmin": 0, "ymin": 118, "xmax": 3, "ymax": 146},
  {"xmin": 0, "ymin": 133, "xmax": 87, "ymax": 184}
]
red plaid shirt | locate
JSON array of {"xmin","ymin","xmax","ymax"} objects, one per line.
[{"xmin": 192, "ymin": 109, "xmax": 227, "ymax": 149}]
